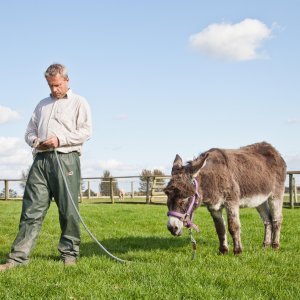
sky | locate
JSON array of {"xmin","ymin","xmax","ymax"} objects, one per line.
[{"xmin": 1, "ymin": 1, "xmax": 300, "ymax": 185}]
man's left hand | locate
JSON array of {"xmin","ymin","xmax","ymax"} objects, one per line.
[{"xmin": 37, "ymin": 137, "xmax": 59, "ymax": 150}]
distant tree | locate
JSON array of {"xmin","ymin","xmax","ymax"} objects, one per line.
[
  {"xmin": 82, "ymin": 188, "xmax": 97, "ymax": 197},
  {"xmin": 152, "ymin": 169, "xmax": 166, "ymax": 192},
  {"xmin": 0, "ymin": 188, "xmax": 18, "ymax": 198},
  {"xmin": 20, "ymin": 166, "xmax": 31, "ymax": 190},
  {"xmin": 81, "ymin": 181, "xmax": 85, "ymax": 194},
  {"xmin": 139, "ymin": 169, "xmax": 166, "ymax": 195},
  {"xmin": 99, "ymin": 170, "xmax": 120, "ymax": 196},
  {"xmin": 139, "ymin": 169, "xmax": 152, "ymax": 195}
]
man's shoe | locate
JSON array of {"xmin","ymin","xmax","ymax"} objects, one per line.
[
  {"xmin": 63, "ymin": 259, "xmax": 76, "ymax": 267},
  {"xmin": 0, "ymin": 262, "xmax": 17, "ymax": 272}
]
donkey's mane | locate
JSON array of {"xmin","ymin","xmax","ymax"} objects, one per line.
[{"xmin": 166, "ymin": 175, "xmax": 195, "ymax": 197}]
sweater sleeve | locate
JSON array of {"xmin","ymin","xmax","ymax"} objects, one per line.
[
  {"xmin": 55, "ymin": 98, "xmax": 92, "ymax": 147},
  {"xmin": 24, "ymin": 106, "xmax": 39, "ymax": 147}
]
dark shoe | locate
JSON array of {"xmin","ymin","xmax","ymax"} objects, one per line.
[
  {"xmin": 0, "ymin": 262, "xmax": 17, "ymax": 272},
  {"xmin": 63, "ymin": 258, "xmax": 76, "ymax": 267}
]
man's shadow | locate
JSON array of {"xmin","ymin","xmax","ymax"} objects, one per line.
[
  {"xmin": 80, "ymin": 236, "xmax": 190, "ymax": 258},
  {"xmin": 0, "ymin": 236, "xmax": 194, "ymax": 263}
]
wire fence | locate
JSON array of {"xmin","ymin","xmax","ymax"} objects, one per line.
[
  {"xmin": 0, "ymin": 173, "xmax": 299, "ymax": 208},
  {"xmin": 0, "ymin": 176, "xmax": 171, "ymax": 204}
]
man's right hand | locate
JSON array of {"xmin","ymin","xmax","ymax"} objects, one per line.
[
  {"xmin": 32, "ymin": 138, "xmax": 41, "ymax": 148},
  {"xmin": 37, "ymin": 136, "xmax": 59, "ymax": 150}
]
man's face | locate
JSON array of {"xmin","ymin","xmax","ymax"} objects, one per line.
[{"xmin": 46, "ymin": 74, "xmax": 69, "ymax": 99}]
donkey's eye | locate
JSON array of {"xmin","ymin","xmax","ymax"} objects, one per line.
[{"xmin": 179, "ymin": 198, "xmax": 189, "ymax": 207}]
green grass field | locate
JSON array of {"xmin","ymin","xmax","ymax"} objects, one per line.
[{"xmin": 0, "ymin": 200, "xmax": 299, "ymax": 299}]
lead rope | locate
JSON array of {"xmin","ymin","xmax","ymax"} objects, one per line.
[
  {"xmin": 54, "ymin": 150, "xmax": 127, "ymax": 264},
  {"xmin": 189, "ymin": 179, "xmax": 198, "ymax": 260},
  {"xmin": 189, "ymin": 228, "xmax": 197, "ymax": 260}
]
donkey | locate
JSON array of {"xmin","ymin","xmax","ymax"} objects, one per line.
[
  {"xmin": 119, "ymin": 189, "xmax": 125, "ymax": 201},
  {"xmin": 164, "ymin": 142, "xmax": 286, "ymax": 254}
]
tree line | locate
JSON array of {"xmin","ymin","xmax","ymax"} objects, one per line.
[{"xmin": 97, "ymin": 169, "xmax": 166, "ymax": 197}]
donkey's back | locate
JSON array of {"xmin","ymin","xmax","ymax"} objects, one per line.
[{"xmin": 225, "ymin": 142, "xmax": 286, "ymax": 202}]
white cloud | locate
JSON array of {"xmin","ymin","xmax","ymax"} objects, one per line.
[
  {"xmin": 98, "ymin": 159, "xmax": 125, "ymax": 170},
  {"xmin": 114, "ymin": 114, "xmax": 128, "ymax": 120},
  {"xmin": 96, "ymin": 159, "xmax": 143, "ymax": 175},
  {"xmin": 287, "ymin": 118, "xmax": 300, "ymax": 124},
  {"xmin": 0, "ymin": 137, "xmax": 32, "ymax": 179},
  {"xmin": 0, "ymin": 105, "xmax": 21, "ymax": 124},
  {"xmin": 284, "ymin": 154, "xmax": 300, "ymax": 171},
  {"xmin": 151, "ymin": 165, "xmax": 168, "ymax": 173},
  {"xmin": 189, "ymin": 18, "xmax": 272, "ymax": 61},
  {"xmin": 80, "ymin": 153, "xmax": 171, "ymax": 178},
  {"xmin": 284, "ymin": 154, "xmax": 300, "ymax": 187}
]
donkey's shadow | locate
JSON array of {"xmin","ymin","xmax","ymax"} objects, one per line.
[{"xmin": 80, "ymin": 236, "xmax": 190, "ymax": 258}]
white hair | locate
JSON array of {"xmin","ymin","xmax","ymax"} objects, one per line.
[{"xmin": 44, "ymin": 63, "xmax": 68, "ymax": 79}]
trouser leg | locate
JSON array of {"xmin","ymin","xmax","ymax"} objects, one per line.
[
  {"xmin": 50, "ymin": 152, "xmax": 81, "ymax": 261},
  {"xmin": 8, "ymin": 157, "xmax": 51, "ymax": 264}
]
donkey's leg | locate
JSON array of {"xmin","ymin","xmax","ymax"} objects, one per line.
[
  {"xmin": 256, "ymin": 201, "xmax": 272, "ymax": 248},
  {"xmin": 226, "ymin": 204, "xmax": 242, "ymax": 255},
  {"xmin": 208, "ymin": 208, "xmax": 228, "ymax": 254},
  {"xmin": 268, "ymin": 195, "xmax": 283, "ymax": 249}
]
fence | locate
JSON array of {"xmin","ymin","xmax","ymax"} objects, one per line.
[
  {"xmin": 79, "ymin": 175, "xmax": 170, "ymax": 204},
  {"xmin": 0, "ymin": 172, "xmax": 299, "ymax": 208},
  {"xmin": 0, "ymin": 176, "xmax": 171, "ymax": 204},
  {"xmin": 287, "ymin": 171, "xmax": 300, "ymax": 208}
]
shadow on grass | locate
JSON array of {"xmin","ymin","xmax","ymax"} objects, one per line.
[
  {"xmin": 0, "ymin": 236, "xmax": 193, "ymax": 263},
  {"xmin": 80, "ymin": 236, "xmax": 190, "ymax": 258}
]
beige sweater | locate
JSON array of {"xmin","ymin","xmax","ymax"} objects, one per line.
[{"xmin": 25, "ymin": 89, "xmax": 92, "ymax": 155}]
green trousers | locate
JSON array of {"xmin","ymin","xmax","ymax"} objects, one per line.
[{"xmin": 8, "ymin": 151, "xmax": 81, "ymax": 265}]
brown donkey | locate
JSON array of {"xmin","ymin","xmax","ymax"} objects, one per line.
[{"xmin": 165, "ymin": 142, "xmax": 286, "ymax": 254}]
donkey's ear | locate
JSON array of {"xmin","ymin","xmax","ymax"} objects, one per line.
[
  {"xmin": 191, "ymin": 152, "xmax": 209, "ymax": 178},
  {"xmin": 171, "ymin": 154, "xmax": 183, "ymax": 175},
  {"xmin": 173, "ymin": 154, "xmax": 183, "ymax": 167}
]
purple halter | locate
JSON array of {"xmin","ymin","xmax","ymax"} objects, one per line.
[{"xmin": 167, "ymin": 178, "xmax": 200, "ymax": 232}]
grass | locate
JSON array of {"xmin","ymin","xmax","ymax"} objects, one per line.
[{"xmin": 0, "ymin": 200, "xmax": 299, "ymax": 299}]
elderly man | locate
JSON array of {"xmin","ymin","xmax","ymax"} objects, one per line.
[{"xmin": 0, "ymin": 63, "xmax": 92, "ymax": 271}]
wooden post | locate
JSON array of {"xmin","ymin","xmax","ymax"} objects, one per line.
[
  {"xmin": 88, "ymin": 181, "xmax": 91, "ymax": 199},
  {"xmin": 110, "ymin": 178, "xmax": 114, "ymax": 204},
  {"xmin": 131, "ymin": 181, "xmax": 134, "ymax": 199},
  {"xmin": 5, "ymin": 180, "xmax": 9, "ymax": 200},
  {"xmin": 289, "ymin": 174, "xmax": 294, "ymax": 209},
  {"xmin": 79, "ymin": 179, "xmax": 83, "ymax": 203},
  {"xmin": 293, "ymin": 177, "xmax": 297, "ymax": 204},
  {"xmin": 146, "ymin": 177, "xmax": 150, "ymax": 204}
]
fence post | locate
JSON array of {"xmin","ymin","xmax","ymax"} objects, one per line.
[
  {"xmin": 146, "ymin": 177, "xmax": 150, "ymax": 204},
  {"xmin": 110, "ymin": 178, "xmax": 114, "ymax": 204},
  {"xmin": 131, "ymin": 181, "xmax": 134, "ymax": 199},
  {"xmin": 87, "ymin": 181, "xmax": 91, "ymax": 199},
  {"xmin": 293, "ymin": 177, "xmax": 297, "ymax": 204},
  {"xmin": 289, "ymin": 174, "xmax": 294, "ymax": 209},
  {"xmin": 79, "ymin": 180, "xmax": 82, "ymax": 203},
  {"xmin": 5, "ymin": 180, "xmax": 9, "ymax": 200}
]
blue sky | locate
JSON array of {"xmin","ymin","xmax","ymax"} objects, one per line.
[{"xmin": 1, "ymin": 0, "xmax": 300, "ymax": 181}]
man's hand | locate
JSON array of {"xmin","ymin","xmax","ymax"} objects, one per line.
[{"xmin": 37, "ymin": 137, "xmax": 59, "ymax": 150}]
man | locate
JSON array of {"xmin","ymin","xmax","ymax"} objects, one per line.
[{"xmin": 0, "ymin": 63, "xmax": 92, "ymax": 271}]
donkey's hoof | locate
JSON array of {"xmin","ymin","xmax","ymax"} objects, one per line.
[
  {"xmin": 272, "ymin": 243, "xmax": 280, "ymax": 250},
  {"xmin": 263, "ymin": 242, "xmax": 271, "ymax": 248},
  {"xmin": 219, "ymin": 246, "xmax": 229, "ymax": 255},
  {"xmin": 233, "ymin": 248, "xmax": 242, "ymax": 255}
]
